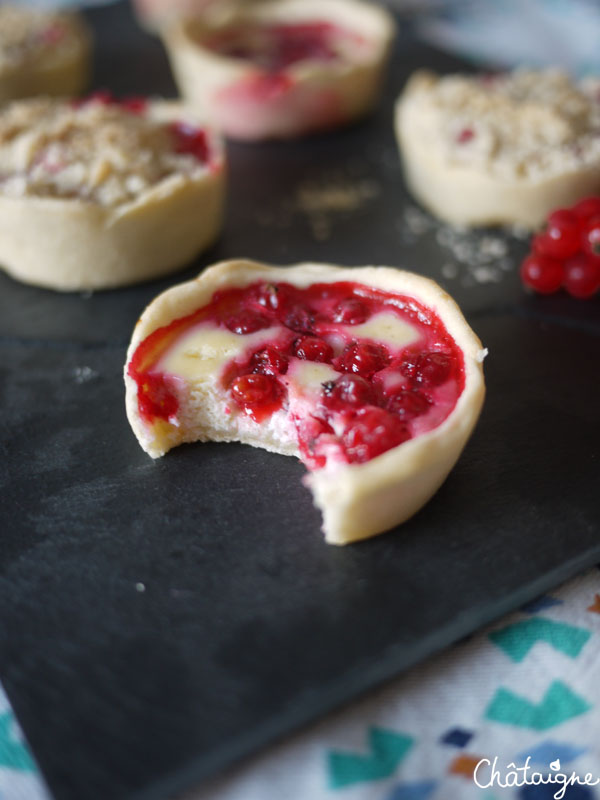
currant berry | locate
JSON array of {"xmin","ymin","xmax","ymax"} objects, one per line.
[
  {"xmin": 295, "ymin": 415, "xmax": 334, "ymax": 470},
  {"xmin": 533, "ymin": 209, "xmax": 581, "ymax": 260},
  {"xmin": 581, "ymin": 215, "xmax": 600, "ymax": 261},
  {"xmin": 335, "ymin": 341, "xmax": 390, "ymax": 377},
  {"xmin": 251, "ymin": 346, "xmax": 288, "ymax": 375},
  {"xmin": 572, "ymin": 196, "xmax": 600, "ymax": 221},
  {"xmin": 321, "ymin": 374, "xmax": 374, "ymax": 411},
  {"xmin": 253, "ymin": 282, "xmax": 291, "ymax": 312},
  {"xmin": 342, "ymin": 407, "xmax": 410, "ymax": 464},
  {"xmin": 231, "ymin": 373, "xmax": 280, "ymax": 407},
  {"xmin": 520, "ymin": 253, "xmax": 564, "ymax": 294},
  {"xmin": 284, "ymin": 305, "xmax": 315, "ymax": 334},
  {"xmin": 563, "ymin": 254, "xmax": 600, "ymax": 299},
  {"xmin": 386, "ymin": 389, "xmax": 431, "ymax": 419},
  {"xmin": 224, "ymin": 309, "xmax": 271, "ymax": 335},
  {"xmin": 293, "ymin": 336, "xmax": 333, "ymax": 362},
  {"xmin": 332, "ymin": 298, "xmax": 369, "ymax": 325},
  {"xmin": 400, "ymin": 350, "xmax": 454, "ymax": 388}
]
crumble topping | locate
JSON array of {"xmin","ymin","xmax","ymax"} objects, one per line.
[
  {"xmin": 0, "ymin": 6, "xmax": 80, "ymax": 72},
  {"xmin": 402, "ymin": 68, "xmax": 600, "ymax": 179},
  {"xmin": 0, "ymin": 98, "xmax": 209, "ymax": 207}
]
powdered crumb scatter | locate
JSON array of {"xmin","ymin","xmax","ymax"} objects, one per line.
[
  {"xmin": 72, "ymin": 366, "xmax": 97, "ymax": 383},
  {"xmin": 254, "ymin": 166, "xmax": 380, "ymax": 242},
  {"xmin": 398, "ymin": 204, "xmax": 517, "ymax": 287}
]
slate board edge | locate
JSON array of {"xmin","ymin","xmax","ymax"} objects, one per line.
[{"xmin": 120, "ymin": 546, "xmax": 600, "ymax": 800}]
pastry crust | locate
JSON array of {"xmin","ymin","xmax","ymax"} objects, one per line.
[
  {"xmin": 161, "ymin": 0, "xmax": 396, "ymax": 140},
  {"xmin": 396, "ymin": 69, "xmax": 600, "ymax": 228},
  {"xmin": 124, "ymin": 259, "xmax": 486, "ymax": 545},
  {"xmin": 0, "ymin": 6, "xmax": 91, "ymax": 105},
  {"xmin": 0, "ymin": 98, "xmax": 226, "ymax": 291},
  {"xmin": 133, "ymin": 0, "xmax": 219, "ymax": 32}
]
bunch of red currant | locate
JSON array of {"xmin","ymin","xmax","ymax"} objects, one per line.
[{"xmin": 520, "ymin": 196, "xmax": 600, "ymax": 299}]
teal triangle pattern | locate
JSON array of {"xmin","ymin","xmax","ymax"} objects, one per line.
[
  {"xmin": 327, "ymin": 727, "xmax": 414, "ymax": 789},
  {"xmin": 489, "ymin": 618, "xmax": 591, "ymax": 663},
  {"xmin": 485, "ymin": 681, "xmax": 592, "ymax": 731},
  {"xmin": 0, "ymin": 713, "xmax": 36, "ymax": 773}
]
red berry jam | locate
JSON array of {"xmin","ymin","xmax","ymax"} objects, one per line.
[
  {"xmin": 520, "ymin": 196, "xmax": 600, "ymax": 299},
  {"xmin": 456, "ymin": 127, "xmax": 475, "ymax": 144},
  {"xmin": 169, "ymin": 121, "xmax": 211, "ymax": 163},
  {"xmin": 204, "ymin": 21, "xmax": 358, "ymax": 73},
  {"xmin": 128, "ymin": 280, "xmax": 466, "ymax": 469},
  {"xmin": 71, "ymin": 95, "xmax": 211, "ymax": 163}
]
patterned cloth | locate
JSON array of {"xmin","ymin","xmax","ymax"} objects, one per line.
[{"xmin": 1, "ymin": 570, "xmax": 598, "ymax": 800}]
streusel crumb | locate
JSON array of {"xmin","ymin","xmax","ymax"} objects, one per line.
[
  {"xmin": 0, "ymin": 98, "xmax": 209, "ymax": 206},
  {"xmin": 403, "ymin": 68, "xmax": 600, "ymax": 180}
]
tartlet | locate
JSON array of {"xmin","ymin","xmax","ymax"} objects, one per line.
[
  {"xmin": 161, "ymin": 0, "xmax": 396, "ymax": 140},
  {"xmin": 396, "ymin": 68, "xmax": 600, "ymax": 228},
  {"xmin": 0, "ymin": 94, "xmax": 226, "ymax": 291},
  {"xmin": 0, "ymin": 5, "xmax": 91, "ymax": 105},
  {"xmin": 124, "ymin": 259, "xmax": 486, "ymax": 544}
]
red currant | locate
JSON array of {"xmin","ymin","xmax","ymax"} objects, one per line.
[
  {"xmin": 293, "ymin": 336, "xmax": 333, "ymax": 362},
  {"xmin": 253, "ymin": 282, "xmax": 292, "ymax": 312},
  {"xmin": 572, "ymin": 196, "xmax": 600, "ymax": 221},
  {"xmin": 251, "ymin": 346, "xmax": 288, "ymax": 375},
  {"xmin": 231, "ymin": 373, "xmax": 280, "ymax": 406},
  {"xmin": 284, "ymin": 305, "xmax": 315, "ymax": 334},
  {"xmin": 332, "ymin": 299, "xmax": 369, "ymax": 325},
  {"xmin": 342, "ymin": 407, "xmax": 410, "ymax": 464},
  {"xmin": 581, "ymin": 215, "xmax": 600, "ymax": 261},
  {"xmin": 400, "ymin": 350, "xmax": 454, "ymax": 388},
  {"xmin": 533, "ymin": 209, "xmax": 581, "ymax": 260},
  {"xmin": 563, "ymin": 253, "xmax": 600, "ymax": 299},
  {"xmin": 224, "ymin": 309, "xmax": 271, "ymax": 335},
  {"xmin": 321, "ymin": 374, "xmax": 374, "ymax": 411},
  {"xmin": 295, "ymin": 415, "xmax": 334, "ymax": 470},
  {"xmin": 520, "ymin": 253, "xmax": 564, "ymax": 294},
  {"xmin": 386, "ymin": 389, "xmax": 431, "ymax": 419},
  {"xmin": 334, "ymin": 341, "xmax": 390, "ymax": 378}
]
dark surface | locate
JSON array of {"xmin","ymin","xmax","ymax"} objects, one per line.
[{"xmin": 1, "ymin": 4, "xmax": 599, "ymax": 800}]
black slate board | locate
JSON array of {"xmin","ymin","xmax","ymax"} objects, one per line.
[{"xmin": 1, "ymin": 4, "xmax": 599, "ymax": 800}]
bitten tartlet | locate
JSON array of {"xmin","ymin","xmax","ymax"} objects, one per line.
[
  {"xmin": 396, "ymin": 68, "xmax": 600, "ymax": 228},
  {"xmin": 0, "ymin": 5, "xmax": 91, "ymax": 105},
  {"xmin": 161, "ymin": 0, "xmax": 396, "ymax": 140},
  {"xmin": 0, "ymin": 94, "xmax": 226, "ymax": 291},
  {"xmin": 124, "ymin": 259, "xmax": 486, "ymax": 544}
]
